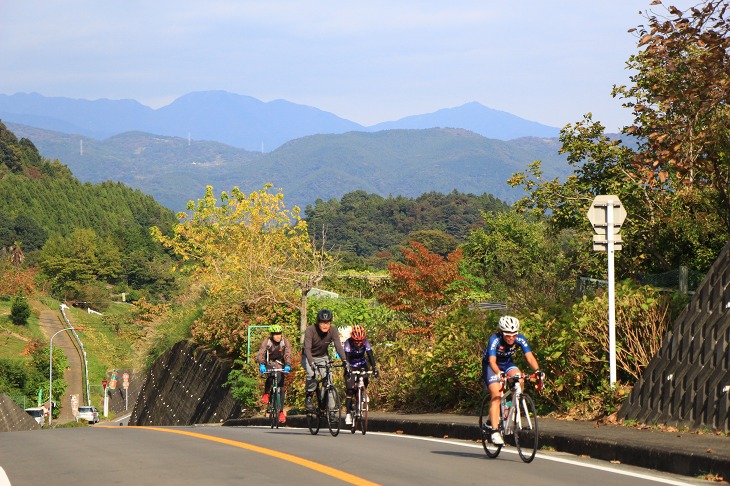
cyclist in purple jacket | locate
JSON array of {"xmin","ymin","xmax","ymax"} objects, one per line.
[
  {"xmin": 343, "ymin": 325, "xmax": 379, "ymax": 425},
  {"xmin": 481, "ymin": 316, "xmax": 542, "ymax": 445}
]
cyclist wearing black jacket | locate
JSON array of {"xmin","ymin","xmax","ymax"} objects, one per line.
[{"xmin": 302, "ymin": 309, "xmax": 348, "ymax": 411}]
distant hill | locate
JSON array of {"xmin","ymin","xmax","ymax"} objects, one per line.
[
  {"xmin": 368, "ymin": 102, "xmax": 560, "ymax": 140},
  {"xmin": 7, "ymin": 122, "xmax": 570, "ymax": 212},
  {"xmin": 0, "ymin": 91, "xmax": 561, "ymax": 151}
]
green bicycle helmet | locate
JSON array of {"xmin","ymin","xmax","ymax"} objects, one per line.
[{"xmin": 269, "ymin": 324, "xmax": 283, "ymax": 334}]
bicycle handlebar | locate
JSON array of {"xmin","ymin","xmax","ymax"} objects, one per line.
[
  {"xmin": 500, "ymin": 373, "xmax": 544, "ymax": 392},
  {"xmin": 263, "ymin": 369, "xmax": 290, "ymax": 374},
  {"xmin": 315, "ymin": 361, "xmax": 344, "ymax": 369}
]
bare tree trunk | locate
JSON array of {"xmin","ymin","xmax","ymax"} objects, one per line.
[{"xmin": 300, "ymin": 289, "xmax": 308, "ymax": 345}]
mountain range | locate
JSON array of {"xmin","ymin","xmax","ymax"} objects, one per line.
[
  {"xmin": 0, "ymin": 91, "xmax": 561, "ymax": 151},
  {"xmin": 1, "ymin": 91, "xmax": 570, "ymax": 212}
]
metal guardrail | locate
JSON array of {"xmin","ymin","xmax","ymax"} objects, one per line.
[{"xmin": 470, "ymin": 302, "xmax": 507, "ymax": 311}]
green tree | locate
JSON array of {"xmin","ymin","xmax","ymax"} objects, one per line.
[
  {"xmin": 508, "ymin": 1, "xmax": 730, "ymax": 274},
  {"xmin": 12, "ymin": 214, "xmax": 47, "ymax": 251},
  {"xmin": 462, "ymin": 210, "xmax": 593, "ymax": 310},
  {"xmin": 39, "ymin": 228, "xmax": 123, "ymax": 296},
  {"xmin": 406, "ymin": 229, "xmax": 458, "ymax": 257},
  {"xmin": 10, "ymin": 291, "xmax": 32, "ymax": 325}
]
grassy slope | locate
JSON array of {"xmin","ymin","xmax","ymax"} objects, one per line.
[{"xmin": 0, "ymin": 299, "xmax": 45, "ymax": 360}]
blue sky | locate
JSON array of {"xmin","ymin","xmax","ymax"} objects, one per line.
[{"xmin": 0, "ymin": 1, "xmax": 692, "ymax": 132}]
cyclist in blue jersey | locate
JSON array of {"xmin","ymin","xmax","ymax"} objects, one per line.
[
  {"xmin": 481, "ymin": 315, "xmax": 542, "ymax": 445},
  {"xmin": 343, "ymin": 325, "xmax": 379, "ymax": 425}
]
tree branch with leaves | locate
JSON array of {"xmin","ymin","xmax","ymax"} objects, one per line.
[{"xmin": 152, "ymin": 184, "xmax": 334, "ymax": 353}]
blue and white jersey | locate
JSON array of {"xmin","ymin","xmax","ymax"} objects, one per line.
[
  {"xmin": 482, "ymin": 332, "xmax": 532, "ymax": 372},
  {"xmin": 344, "ymin": 337, "xmax": 372, "ymax": 369}
]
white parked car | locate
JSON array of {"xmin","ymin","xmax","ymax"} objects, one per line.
[
  {"xmin": 76, "ymin": 406, "xmax": 99, "ymax": 424},
  {"xmin": 25, "ymin": 407, "xmax": 46, "ymax": 426}
]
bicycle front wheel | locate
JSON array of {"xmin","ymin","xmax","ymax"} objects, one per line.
[
  {"xmin": 307, "ymin": 389, "xmax": 321, "ymax": 435},
  {"xmin": 359, "ymin": 390, "xmax": 368, "ymax": 435},
  {"xmin": 479, "ymin": 393, "xmax": 501, "ymax": 458},
  {"xmin": 326, "ymin": 387, "xmax": 341, "ymax": 437},
  {"xmin": 350, "ymin": 395, "xmax": 357, "ymax": 434},
  {"xmin": 270, "ymin": 389, "xmax": 280, "ymax": 429},
  {"xmin": 514, "ymin": 393, "xmax": 538, "ymax": 463}
]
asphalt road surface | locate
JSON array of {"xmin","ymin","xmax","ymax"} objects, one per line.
[{"xmin": 0, "ymin": 425, "xmax": 707, "ymax": 485}]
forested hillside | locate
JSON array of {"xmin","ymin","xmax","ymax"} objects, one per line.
[
  {"xmin": 7, "ymin": 122, "xmax": 570, "ymax": 212},
  {"xmin": 305, "ymin": 190, "xmax": 510, "ymax": 266},
  {"xmin": 0, "ymin": 121, "xmax": 178, "ymax": 302}
]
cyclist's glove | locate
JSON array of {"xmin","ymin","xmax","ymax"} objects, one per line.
[
  {"xmin": 535, "ymin": 369, "xmax": 545, "ymax": 379},
  {"xmin": 373, "ymin": 368, "xmax": 379, "ymax": 378},
  {"xmin": 284, "ymin": 365, "xmax": 291, "ymax": 372},
  {"xmin": 345, "ymin": 363, "xmax": 352, "ymax": 376},
  {"xmin": 259, "ymin": 364, "xmax": 267, "ymax": 373}
]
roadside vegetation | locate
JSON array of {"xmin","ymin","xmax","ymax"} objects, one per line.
[{"xmin": 1, "ymin": 1, "xmax": 728, "ymax": 424}]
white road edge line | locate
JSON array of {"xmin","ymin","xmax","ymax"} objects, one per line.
[
  {"xmin": 0, "ymin": 466, "xmax": 11, "ymax": 486},
  {"xmin": 364, "ymin": 431, "xmax": 696, "ymax": 486}
]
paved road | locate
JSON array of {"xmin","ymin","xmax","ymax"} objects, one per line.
[
  {"xmin": 227, "ymin": 412, "xmax": 730, "ymax": 481},
  {"xmin": 0, "ymin": 425, "xmax": 707, "ymax": 485},
  {"xmin": 37, "ymin": 308, "xmax": 82, "ymax": 424}
]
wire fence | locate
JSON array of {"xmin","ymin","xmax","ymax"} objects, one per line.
[
  {"xmin": 576, "ymin": 266, "xmax": 704, "ymax": 296},
  {"xmin": 7, "ymin": 395, "xmax": 33, "ymax": 409}
]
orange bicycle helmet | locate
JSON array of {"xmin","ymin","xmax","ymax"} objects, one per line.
[{"xmin": 351, "ymin": 325, "xmax": 366, "ymax": 342}]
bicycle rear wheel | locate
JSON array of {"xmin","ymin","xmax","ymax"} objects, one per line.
[
  {"xmin": 359, "ymin": 390, "xmax": 368, "ymax": 435},
  {"xmin": 514, "ymin": 393, "xmax": 538, "ymax": 463},
  {"xmin": 326, "ymin": 387, "xmax": 341, "ymax": 437},
  {"xmin": 479, "ymin": 393, "xmax": 502, "ymax": 458}
]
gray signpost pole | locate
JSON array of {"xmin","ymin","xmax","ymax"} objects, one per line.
[
  {"xmin": 606, "ymin": 198, "xmax": 616, "ymax": 386},
  {"xmin": 587, "ymin": 195, "xmax": 626, "ymax": 388}
]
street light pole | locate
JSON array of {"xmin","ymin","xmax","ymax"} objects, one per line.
[{"xmin": 48, "ymin": 326, "xmax": 83, "ymax": 427}]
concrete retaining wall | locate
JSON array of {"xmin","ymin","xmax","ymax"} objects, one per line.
[
  {"xmin": 129, "ymin": 340, "xmax": 241, "ymax": 426},
  {"xmin": 619, "ymin": 241, "xmax": 730, "ymax": 432},
  {"xmin": 0, "ymin": 394, "xmax": 41, "ymax": 432}
]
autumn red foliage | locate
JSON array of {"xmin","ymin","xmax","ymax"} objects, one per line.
[{"xmin": 378, "ymin": 241, "xmax": 464, "ymax": 326}]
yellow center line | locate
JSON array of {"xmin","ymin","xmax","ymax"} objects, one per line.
[{"xmin": 99, "ymin": 426, "xmax": 380, "ymax": 486}]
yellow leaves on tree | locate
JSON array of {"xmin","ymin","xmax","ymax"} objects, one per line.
[{"xmin": 152, "ymin": 184, "xmax": 329, "ymax": 352}]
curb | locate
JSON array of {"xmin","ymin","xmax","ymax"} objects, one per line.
[{"xmin": 225, "ymin": 415, "xmax": 729, "ymax": 480}]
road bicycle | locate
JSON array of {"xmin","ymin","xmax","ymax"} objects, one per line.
[
  {"xmin": 263, "ymin": 368, "xmax": 289, "ymax": 429},
  {"xmin": 349, "ymin": 370, "xmax": 373, "ymax": 435},
  {"xmin": 479, "ymin": 372, "xmax": 543, "ymax": 463},
  {"xmin": 306, "ymin": 360, "xmax": 344, "ymax": 437}
]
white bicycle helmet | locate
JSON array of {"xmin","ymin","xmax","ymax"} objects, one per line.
[{"xmin": 498, "ymin": 315, "xmax": 520, "ymax": 333}]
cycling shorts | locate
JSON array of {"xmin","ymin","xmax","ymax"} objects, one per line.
[{"xmin": 484, "ymin": 362, "xmax": 519, "ymax": 386}]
